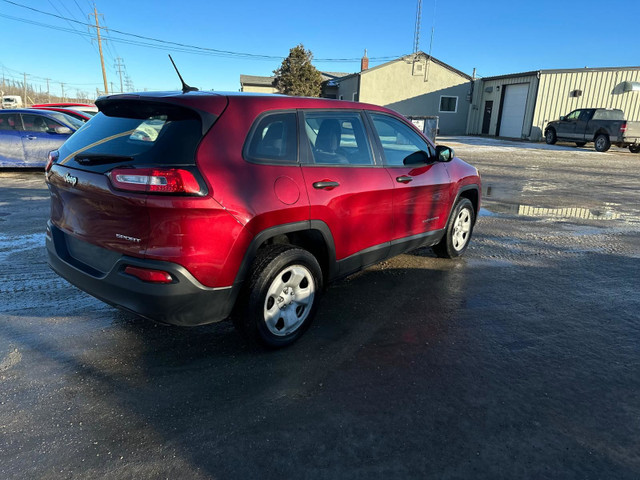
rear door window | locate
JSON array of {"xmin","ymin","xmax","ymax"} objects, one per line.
[
  {"xmin": 578, "ymin": 110, "xmax": 593, "ymax": 122},
  {"xmin": 0, "ymin": 113, "xmax": 21, "ymax": 131},
  {"xmin": 302, "ymin": 111, "xmax": 373, "ymax": 166}
]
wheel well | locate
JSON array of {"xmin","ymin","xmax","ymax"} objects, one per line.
[
  {"xmin": 459, "ymin": 188, "xmax": 479, "ymax": 217},
  {"xmin": 593, "ymin": 129, "xmax": 609, "ymax": 140},
  {"xmin": 257, "ymin": 229, "xmax": 330, "ymax": 284}
]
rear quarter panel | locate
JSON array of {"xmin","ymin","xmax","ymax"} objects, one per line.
[
  {"xmin": 587, "ymin": 119, "xmax": 623, "ymax": 141},
  {"xmin": 195, "ymin": 97, "xmax": 311, "ymax": 232}
]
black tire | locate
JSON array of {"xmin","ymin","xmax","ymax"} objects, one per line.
[
  {"xmin": 594, "ymin": 134, "xmax": 610, "ymax": 152},
  {"xmin": 629, "ymin": 145, "xmax": 640, "ymax": 153},
  {"xmin": 233, "ymin": 245, "xmax": 323, "ymax": 348},
  {"xmin": 433, "ymin": 198, "xmax": 475, "ymax": 259},
  {"xmin": 575, "ymin": 142, "xmax": 586, "ymax": 147},
  {"xmin": 545, "ymin": 128, "xmax": 557, "ymax": 145}
]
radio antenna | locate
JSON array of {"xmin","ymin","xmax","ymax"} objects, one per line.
[{"xmin": 168, "ymin": 54, "xmax": 199, "ymax": 94}]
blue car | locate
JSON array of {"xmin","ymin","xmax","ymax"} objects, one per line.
[{"xmin": 0, "ymin": 109, "xmax": 83, "ymax": 168}]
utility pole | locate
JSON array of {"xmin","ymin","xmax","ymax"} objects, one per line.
[
  {"xmin": 114, "ymin": 57, "xmax": 125, "ymax": 92},
  {"xmin": 124, "ymin": 75, "xmax": 134, "ymax": 92},
  {"xmin": 89, "ymin": 4, "xmax": 109, "ymax": 94},
  {"xmin": 23, "ymin": 73, "xmax": 27, "ymax": 104},
  {"xmin": 60, "ymin": 82, "xmax": 65, "ymax": 101},
  {"xmin": 45, "ymin": 78, "xmax": 51, "ymax": 103}
]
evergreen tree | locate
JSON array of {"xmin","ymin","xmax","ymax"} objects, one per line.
[{"xmin": 273, "ymin": 44, "xmax": 323, "ymax": 97}]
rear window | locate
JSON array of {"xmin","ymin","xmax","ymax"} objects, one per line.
[
  {"xmin": 46, "ymin": 112, "xmax": 84, "ymax": 130},
  {"xmin": 592, "ymin": 109, "xmax": 624, "ymax": 120},
  {"xmin": 57, "ymin": 102, "xmax": 203, "ymax": 173}
]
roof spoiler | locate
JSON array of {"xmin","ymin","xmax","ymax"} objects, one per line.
[{"xmin": 95, "ymin": 96, "xmax": 218, "ymax": 136}]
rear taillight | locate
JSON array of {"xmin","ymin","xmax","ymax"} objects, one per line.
[
  {"xmin": 108, "ymin": 168, "xmax": 203, "ymax": 195},
  {"xmin": 46, "ymin": 150, "xmax": 59, "ymax": 172},
  {"xmin": 124, "ymin": 266, "xmax": 173, "ymax": 284},
  {"xmin": 620, "ymin": 121, "xmax": 628, "ymax": 134}
]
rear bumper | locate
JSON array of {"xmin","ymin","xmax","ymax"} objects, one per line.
[
  {"xmin": 46, "ymin": 222, "xmax": 238, "ymax": 326},
  {"xmin": 615, "ymin": 138, "xmax": 640, "ymax": 147}
]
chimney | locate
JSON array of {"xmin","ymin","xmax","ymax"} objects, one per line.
[{"xmin": 361, "ymin": 49, "xmax": 369, "ymax": 71}]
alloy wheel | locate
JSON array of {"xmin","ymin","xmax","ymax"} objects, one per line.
[{"xmin": 452, "ymin": 207, "xmax": 472, "ymax": 251}]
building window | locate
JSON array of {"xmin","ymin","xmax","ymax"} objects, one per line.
[
  {"xmin": 439, "ymin": 96, "xmax": 458, "ymax": 113},
  {"xmin": 352, "ymin": 93, "xmax": 359, "ymax": 102}
]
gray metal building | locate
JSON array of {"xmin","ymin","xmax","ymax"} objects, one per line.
[{"xmin": 467, "ymin": 67, "xmax": 640, "ymax": 140}]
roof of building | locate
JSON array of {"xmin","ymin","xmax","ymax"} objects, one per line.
[
  {"xmin": 239, "ymin": 75, "xmax": 276, "ymax": 87},
  {"xmin": 321, "ymin": 71, "xmax": 350, "ymax": 81},
  {"xmin": 239, "ymin": 71, "xmax": 351, "ymax": 88},
  {"xmin": 479, "ymin": 65, "xmax": 640, "ymax": 81},
  {"xmin": 476, "ymin": 71, "xmax": 540, "ymax": 81},
  {"xmin": 333, "ymin": 52, "xmax": 473, "ymax": 83}
]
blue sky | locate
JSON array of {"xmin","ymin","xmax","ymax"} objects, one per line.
[{"xmin": 1, "ymin": 0, "xmax": 639, "ymax": 99}]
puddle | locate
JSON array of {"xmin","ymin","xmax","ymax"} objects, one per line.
[
  {"xmin": 482, "ymin": 202, "xmax": 623, "ymax": 221},
  {"xmin": 481, "ymin": 184, "xmax": 630, "ymax": 221},
  {"xmin": 479, "ymin": 208, "xmax": 498, "ymax": 217},
  {"xmin": 522, "ymin": 182, "xmax": 557, "ymax": 193},
  {"xmin": 20, "ymin": 196, "xmax": 49, "ymax": 201}
]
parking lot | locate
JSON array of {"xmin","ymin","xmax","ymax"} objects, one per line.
[{"xmin": 1, "ymin": 137, "xmax": 639, "ymax": 479}]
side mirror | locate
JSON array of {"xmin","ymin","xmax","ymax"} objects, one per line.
[
  {"xmin": 435, "ymin": 145, "xmax": 454, "ymax": 162},
  {"xmin": 53, "ymin": 126, "xmax": 73, "ymax": 135},
  {"xmin": 403, "ymin": 150, "xmax": 430, "ymax": 165},
  {"xmin": 559, "ymin": 116, "xmax": 566, "ymax": 121}
]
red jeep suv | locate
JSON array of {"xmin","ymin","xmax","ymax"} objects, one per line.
[{"xmin": 45, "ymin": 92, "xmax": 480, "ymax": 347}]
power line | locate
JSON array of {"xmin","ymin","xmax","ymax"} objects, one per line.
[
  {"xmin": 72, "ymin": 0, "xmax": 86, "ymax": 19},
  {"xmin": 0, "ymin": 0, "xmax": 401, "ymax": 63},
  {"xmin": 100, "ymin": 14, "xmax": 123, "ymax": 61},
  {"xmin": 55, "ymin": 0, "xmax": 81, "ymax": 22},
  {"xmin": 0, "ymin": 61, "xmax": 103, "ymax": 88},
  {"xmin": 45, "ymin": 0, "xmax": 96, "ymax": 51},
  {"xmin": 54, "ymin": 0, "xmax": 99, "ymax": 54}
]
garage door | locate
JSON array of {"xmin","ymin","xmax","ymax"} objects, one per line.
[{"xmin": 499, "ymin": 83, "xmax": 529, "ymax": 138}]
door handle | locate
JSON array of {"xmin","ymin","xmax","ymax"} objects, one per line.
[
  {"xmin": 313, "ymin": 180, "xmax": 340, "ymax": 190},
  {"xmin": 25, "ymin": 135, "xmax": 37, "ymax": 140},
  {"xmin": 396, "ymin": 175, "xmax": 413, "ymax": 184}
]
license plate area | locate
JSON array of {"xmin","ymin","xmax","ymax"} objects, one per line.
[{"xmin": 65, "ymin": 233, "xmax": 122, "ymax": 274}]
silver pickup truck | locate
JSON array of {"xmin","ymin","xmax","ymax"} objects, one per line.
[{"xmin": 544, "ymin": 108, "xmax": 640, "ymax": 153}]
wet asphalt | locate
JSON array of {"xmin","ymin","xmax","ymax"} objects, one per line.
[{"xmin": 0, "ymin": 137, "xmax": 639, "ymax": 479}]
